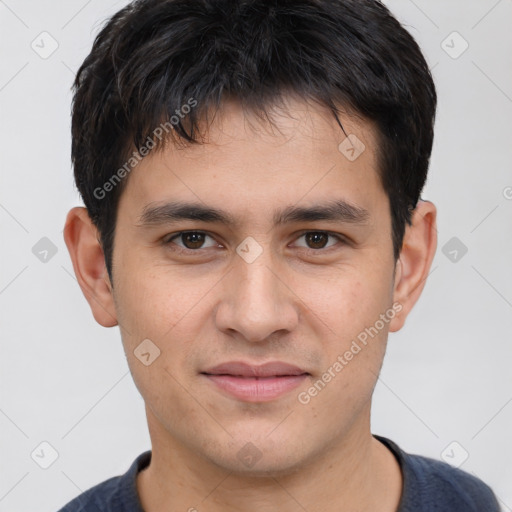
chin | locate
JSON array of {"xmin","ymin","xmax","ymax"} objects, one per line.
[
  {"xmin": 212, "ymin": 450, "xmax": 307, "ymax": 478},
  {"xmin": 200, "ymin": 433, "xmax": 313, "ymax": 477}
]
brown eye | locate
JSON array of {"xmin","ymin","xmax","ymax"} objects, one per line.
[
  {"xmin": 181, "ymin": 232, "xmax": 206, "ymax": 249},
  {"xmin": 166, "ymin": 231, "xmax": 217, "ymax": 251},
  {"xmin": 294, "ymin": 231, "xmax": 342, "ymax": 251},
  {"xmin": 305, "ymin": 232, "xmax": 329, "ymax": 249}
]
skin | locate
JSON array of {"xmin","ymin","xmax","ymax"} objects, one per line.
[{"xmin": 64, "ymin": 97, "xmax": 437, "ymax": 512}]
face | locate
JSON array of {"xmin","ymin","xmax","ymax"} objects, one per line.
[{"xmin": 90, "ymin": 99, "xmax": 404, "ymax": 474}]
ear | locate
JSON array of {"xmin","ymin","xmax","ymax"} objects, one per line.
[
  {"xmin": 389, "ymin": 200, "xmax": 437, "ymax": 332},
  {"xmin": 63, "ymin": 207, "xmax": 118, "ymax": 327}
]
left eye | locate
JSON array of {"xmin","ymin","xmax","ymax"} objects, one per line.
[
  {"xmin": 164, "ymin": 230, "xmax": 343, "ymax": 252},
  {"xmin": 293, "ymin": 231, "xmax": 342, "ymax": 250}
]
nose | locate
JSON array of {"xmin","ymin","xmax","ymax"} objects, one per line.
[{"xmin": 214, "ymin": 247, "xmax": 299, "ymax": 343}]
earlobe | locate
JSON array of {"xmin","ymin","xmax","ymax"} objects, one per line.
[
  {"xmin": 63, "ymin": 207, "xmax": 118, "ymax": 327},
  {"xmin": 389, "ymin": 200, "xmax": 437, "ymax": 333}
]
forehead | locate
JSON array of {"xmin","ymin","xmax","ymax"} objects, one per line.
[{"xmin": 117, "ymin": 98, "xmax": 386, "ymax": 227}]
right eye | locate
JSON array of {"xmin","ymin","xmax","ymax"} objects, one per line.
[{"xmin": 164, "ymin": 231, "xmax": 221, "ymax": 252}]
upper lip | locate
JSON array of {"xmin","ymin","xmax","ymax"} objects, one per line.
[{"xmin": 202, "ymin": 361, "xmax": 309, "ymax": 377}]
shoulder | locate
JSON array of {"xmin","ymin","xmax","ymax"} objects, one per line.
[
  {"xmin": 56, "ymin": 451, "xmax": 151, "ymax": 512},
  {"xmin": 404, "ymin": 451, "xmax": 500, "ymax": 508},
  {"xmin": 374, "ymin": 435, "xmax": 501, "ymax": 512},
  {"xmin": 57, "ymin": 475, "xmax": 124, "ymax": 512}
]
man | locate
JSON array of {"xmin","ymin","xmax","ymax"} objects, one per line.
[{"xmin": 59, "ymin": 0, "xmax": 501, "ymax": 510}]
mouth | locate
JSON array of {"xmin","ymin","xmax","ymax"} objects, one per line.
[{"xmin": 200, "ymin": 361, "xmax": 310, "ymax": 402}]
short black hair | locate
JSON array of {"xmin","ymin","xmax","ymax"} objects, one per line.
[{"xmin": 71, "ymin": 0, "xmax": 437, "ymax": 282}]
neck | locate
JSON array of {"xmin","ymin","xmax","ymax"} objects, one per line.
[{"xmin": 136, "ymin": 408, "xmax": 402, "ymax": 512}]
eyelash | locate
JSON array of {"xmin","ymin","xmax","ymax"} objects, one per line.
[{"xmin": 163, "ymin": 230, "xmax": 348, "ymax": 255}]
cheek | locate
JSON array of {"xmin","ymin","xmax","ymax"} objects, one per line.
[
  {"xmin": 296, "ymin": 263, "xmax": 392, "ymax": 341},
  {"xmin": 303, "ymin": 277, "xmax": 391, "ymax": 431},
  {"xmin": 113, "ymin": 262, "xmax": 225, "ymax": 396},
  {"xmin": 114, "ymin": 263, "xmax": 212, "ymax": 342},
  {"xmin": 113, "ymin": 266, "xmax": 212, "ymax": 412},
  {"xmin": 302, "ymin": 262, "xmax": 393, "ymax": 395}
]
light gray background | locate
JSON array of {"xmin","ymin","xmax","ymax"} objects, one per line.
[{"xmin": 1, "ymin": 0, "xmax": 511, "ymax": 510}]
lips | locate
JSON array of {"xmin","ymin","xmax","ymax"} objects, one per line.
[
  {"xmin": 202, "ymin": 361, "xmax": 308, "ymax": 378},
  {"xmin": 201, "ymin": 361, "xmax": 310, "ymax": 402}
]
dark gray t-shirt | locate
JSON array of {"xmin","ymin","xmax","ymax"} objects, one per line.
[{"xmin": 57, "ymin": 435, "xmax": 501, "ymax": 511}]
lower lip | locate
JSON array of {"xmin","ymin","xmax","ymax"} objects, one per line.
[{"xmin": 203, "ymin": 374, "xmax": 308, "ymax": 402}]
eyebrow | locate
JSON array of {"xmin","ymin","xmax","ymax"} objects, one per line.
[{"xmin": 137, "ymin": 199, "xmax": 371, "ymax": 228}]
